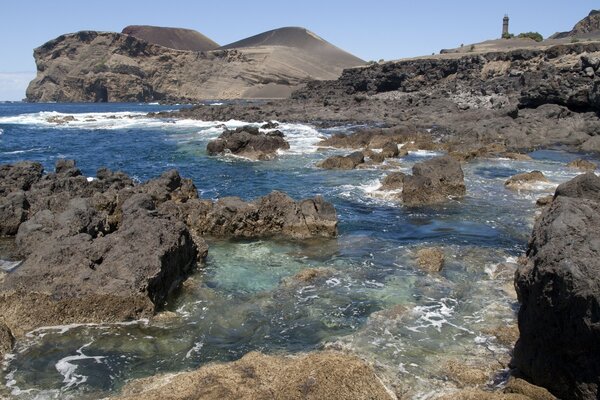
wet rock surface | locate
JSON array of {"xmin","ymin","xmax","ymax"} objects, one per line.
[
  {"xmin": 514, "ymin": 172, "xmax": 600, "ymax": 399},
  {"xmin": 0, "ymin": 321, "xmax": 14, "ymax": 358},
  {"xmin": 111, "ymin": 351, "xmax": 393, "ymax": 400},
  {"xmin": 182, "ymin": 191, "xmax": 338, "ymax": 239},
  {"xmin": 317, "ymin": 151, "xmax": 365, "ymax": 169},
  {"xmin": 206, "ymin": 125, "xmax": 290, "ymax": 160},
  {"xmin": 402, "ymin": 156, "xmax": 466, "ymax": 206},
  {"xmin": 415, "ymin": 247, "xmax": 445, "ymax": 273},
  {"xmin": 505, "ymin": 171, "xmax": 549, "ymax": 190}
]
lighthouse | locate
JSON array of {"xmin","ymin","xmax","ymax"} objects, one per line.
[{"xmin": 502, "ymin": 15, "xmax": 510, "ymax": 38}]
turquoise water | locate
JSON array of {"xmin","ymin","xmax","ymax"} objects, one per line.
[{"xmin": 0, "ymin": 103, "xmax": 596, "ymax": 399}]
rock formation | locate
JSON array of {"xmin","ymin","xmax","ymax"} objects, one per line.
[
  {"xmin": 0, "ymin": 160, "xmax": 337, "ymax": 347},
  {"xmin": 317, "ymin": 151, "xmax": 365, "ymax": 169},
  {"xmin": 514, "ymin": 173, "xmax": 600, "ymax": 399},
  {"xmin": 402, "ymin": 156, "xmax": 466, "ymax": 206},
  {"xmin": 177, "ymin": 41, "xmax": 600, "ymax": 154},
  {"xmin": 206, "ymin": 126, "xmax": 290, "ymax": 160},
  {"xmin": 111, "ymin": 351, "xmax": 393, "ymax": 400},
  {"xmin": 505, "ymin": 171, "xmax": 549, "ymax": 190},
  {"xmin": 122, "ymin": 25, "xmax": 219, "ymax": 51},
  {"xmin": 26, "ymin": 27, "xmax": 364, "ymax": 102}
]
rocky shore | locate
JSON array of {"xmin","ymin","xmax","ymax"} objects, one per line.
[
  {"xmin": 0, "ymin": 160, "xmax": 337, "ymax": 354},
  {"xmin": 169, "ymin": 41, "xmax": 600, "ymax": 154}
]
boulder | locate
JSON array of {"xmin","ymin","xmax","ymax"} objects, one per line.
[
  {"xmin": 111, "ymin": 351, "xmax": 393, "ymax": 400},
  {"xmin": 381, "ymin": 142, "xmax": 400, "ymax": 158},
  {"xmin": 317, "ymin": 151, "xmax": 365, "ymax": 169},
  {"xmin": 0, "ymin": 191, "xmax": 29, "ymax": 236},
  {"xmin": 415, "ymin": 247, "xmax": 445, "ymax": 273},
  {"xmin": 567, "ymin": 158, "xmax": 597, "ymax": 171},
  {"xmin": 0, "ymin": 161, "xmax": 43, "ymax": 196},
  {"xmin": 0, "ymin": 321, "xmax": 14, "ymax": 357},
  {"xmin": 2, "ymin": 194, "xmax": 199, "ymax": 335},
  {"xmin": 535, "ymin": 195, "xmax": 554, "ymax": 207},
  {"xmin": 378, "ymin": 172, "xmax": 406, "ymax": 191},
  {"xmin": 206, "ymin": 126, "xmax": 290, "ymax": 160},
  {"xmin": 505, "ymin": 171, "xmax": 549, "ymax": 190},
  {"xmin": 184, "ymin": 191, "xmax": 338, "ymax": 239},
  {"xmin": 513, "ymin": 172, "xmax": 600, "ymax": 399},
  {"xmin": 402, "ymin": 156, "xmax": 466, "ymax": 206}
]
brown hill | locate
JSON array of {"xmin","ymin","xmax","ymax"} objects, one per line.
[
  {"xmin": 122, "ymin": 25, "xmax": 219, "ymax": 51},
  {"xmin": 221, "ymin": 27, "xmax": 365, "ymax": 71}
]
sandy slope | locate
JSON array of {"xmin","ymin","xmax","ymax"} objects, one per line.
[{"xmin": 122, "ymin": 25, "xmax": 219, "ymax": 51}]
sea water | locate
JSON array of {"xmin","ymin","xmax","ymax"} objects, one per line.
[{"xmin": 0, "ymin": 102, "xmax": 597, "ymax": 399}]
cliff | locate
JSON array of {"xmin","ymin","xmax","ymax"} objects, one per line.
[{"xmin": 26, "ymin": 28, "xmax": 365, "ymax": 102}]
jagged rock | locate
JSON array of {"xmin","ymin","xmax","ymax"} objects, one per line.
[
  {"xmin": 505, "ymin": 171, "xmax": 549, "ymax": 190},
  {"xmin": 402, "ymin": 156, "xmax": 466, "ymax": 206},
  {"xmin": 567, "ymin": 158, "xmax": 597, "ymax": 171},
  {"xmin": 2, "ymin": 194, "xmax": 199, "ymax": 336},
  {"xmin": 46, "ymin": 115, "xmax": 76, "ymax": 124},
  {"xmin": 111, "ymin": 351, "xmax": 393, "ymax": 400},
  {"xmin": 364, "ymin": 150, "xmax": 385, "ymax": 163},
  {"xmin": 261, "ymin": 121, "xmax": 279, "ymax": 129},
  {"xmin": 184, "ymin": 191, "xmax": 337, "ymax": 239},
  {"xmin": 535, "ymin": 195, "xmax": 554, "ymax": 207},
  {"xmin": 504, "ymin": 377, "xmax": 558, "ymax": 400},
  {"xmin": 0, "ymin": 321, "xmax": 14, "ymax": 358},
  {"xmin": 415, "ymin": 247, "xmax": 445, "ymax": 273},
  {"xmin": 317, "ymin": 151, "xmax": 365, "ymax": 169},
  {"xmin": 514, "ymin": 173, "xmax": 600, "ymax": 399},
  {"xmin": 381, "ymin": 142, "xmax": 400, "ymax": 158},
  {"xmin": 483, "ymin": 324, "xmax": 520, "ymax": 347},
  {"xmin": 206, "ymin": 126, "xmax": 290, "ymax": 160},
  {"xmin": 0, "ymin": 161, "xmax": 43, "ymax": 196},
  {"xmin": 378, "ymin": 172, "xmax": 406, "ymax": 191},
  {"xmin": 443, "ymin": 359, "xmax": 492, "ymax": 387},
  {"xmin": 0, "ymin": 192, "xmax": 29, "ymax": 236}
]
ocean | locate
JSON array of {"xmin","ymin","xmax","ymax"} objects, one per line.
[{"xmin": 0, "ymin": 102, "xmax": 595, "ymax": 399}]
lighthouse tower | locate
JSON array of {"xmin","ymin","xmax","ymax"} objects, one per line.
[{"xmin": 502, "ymin": 15, "xmax": 510, "ymax": 38}]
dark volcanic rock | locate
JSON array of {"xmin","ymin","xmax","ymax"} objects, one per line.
[
  {"xmin": 0, "ymin": 161, "xmax": 43, "ymax": 195},
  {"xmin": 317, "ymin": 151, "xmax": 365, "ymax": 169},
  {"xmin": 378, "ymin": 172, "xmax": 406, "ymax": 191},
  {"xmin": 184, "ymin": 191, "xmax": 338, "ymax": 239},
  {"xmin": 3, "ymin": 194, "xmax": 198, "ymax": 335},
  {"xmin": 505, "ymin": 171, "xmax": 549, "ymax": 190},
  {"xmin": 514, "ymin": 172, "xmax": 600, "ymax": 399},
  {"xmin": 207, "ymin": 126, "xmax": 290, "ymax": 160},
  {"xmin": 0, "ymin": 321, "xmax": 14, "ymax": 357},
  {"xmin": 402, "ymin": 156, "xmax": 466, "ymax": 206}
]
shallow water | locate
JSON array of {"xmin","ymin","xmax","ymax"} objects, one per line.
[{"xmin": 0, "ymin": 103, "xmax": 597, "ymax": 399}]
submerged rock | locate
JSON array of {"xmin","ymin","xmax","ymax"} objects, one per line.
[
  {"xmin": 111, "ymin": 351, "xmax": 393, "ymax": 400},
  {"xmin": 505, "ymin": 171, "xmax": 549, "ymax": 190},
  {"xmin": 402, "ymin": 155, "xmax": 466, "ymax": 206},
  {"xmin": 206, "ymin": 125, "xmax": 290, "ymax": 160},
  {"xmin": 378, "ymin": 172, "xmax": 406, "ymax": 192},
  {"xmin": 415, "ymin": 247, "xmax": 445, "ymax": 273},
  {"xmin": 567, "ymin": 158, "xmax": 597, "ymax": 171},
  {"xmin": 514, "ymin": 172, "xmax": 600, "ymax": 399},
  {"xmin": 0, "ymin": 321, "xmax": 14, "ymax": 357}
]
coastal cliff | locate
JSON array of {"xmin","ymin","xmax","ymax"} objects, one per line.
[{"xmin": 25, "ymin": 27, "xmax": 364, "ymax": 102}]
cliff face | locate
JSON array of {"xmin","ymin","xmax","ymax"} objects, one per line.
[{"xmin": 26, "ymin": 29, "xmax": 364, "ymax": 102}]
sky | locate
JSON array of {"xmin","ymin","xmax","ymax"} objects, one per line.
[{"xmin": 0, "ymin": 1, "xmax": 595, "ymax": 100}]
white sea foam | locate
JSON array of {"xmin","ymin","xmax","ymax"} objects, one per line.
[
  {"xmin": 55, "ymin": 342, "xmax": 105, "ymax": 389},
  {"xmin": 185, "ymin": 341, "xmax": 204, "ymax": 359},
  {"xmin": 275, "ymin": 122, "xmax": 324, "ymax": 154}
]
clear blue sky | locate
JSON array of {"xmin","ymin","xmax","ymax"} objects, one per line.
[{"xmin": 0, "ymin": 0, "xmax": 594, "ymax": 100}]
